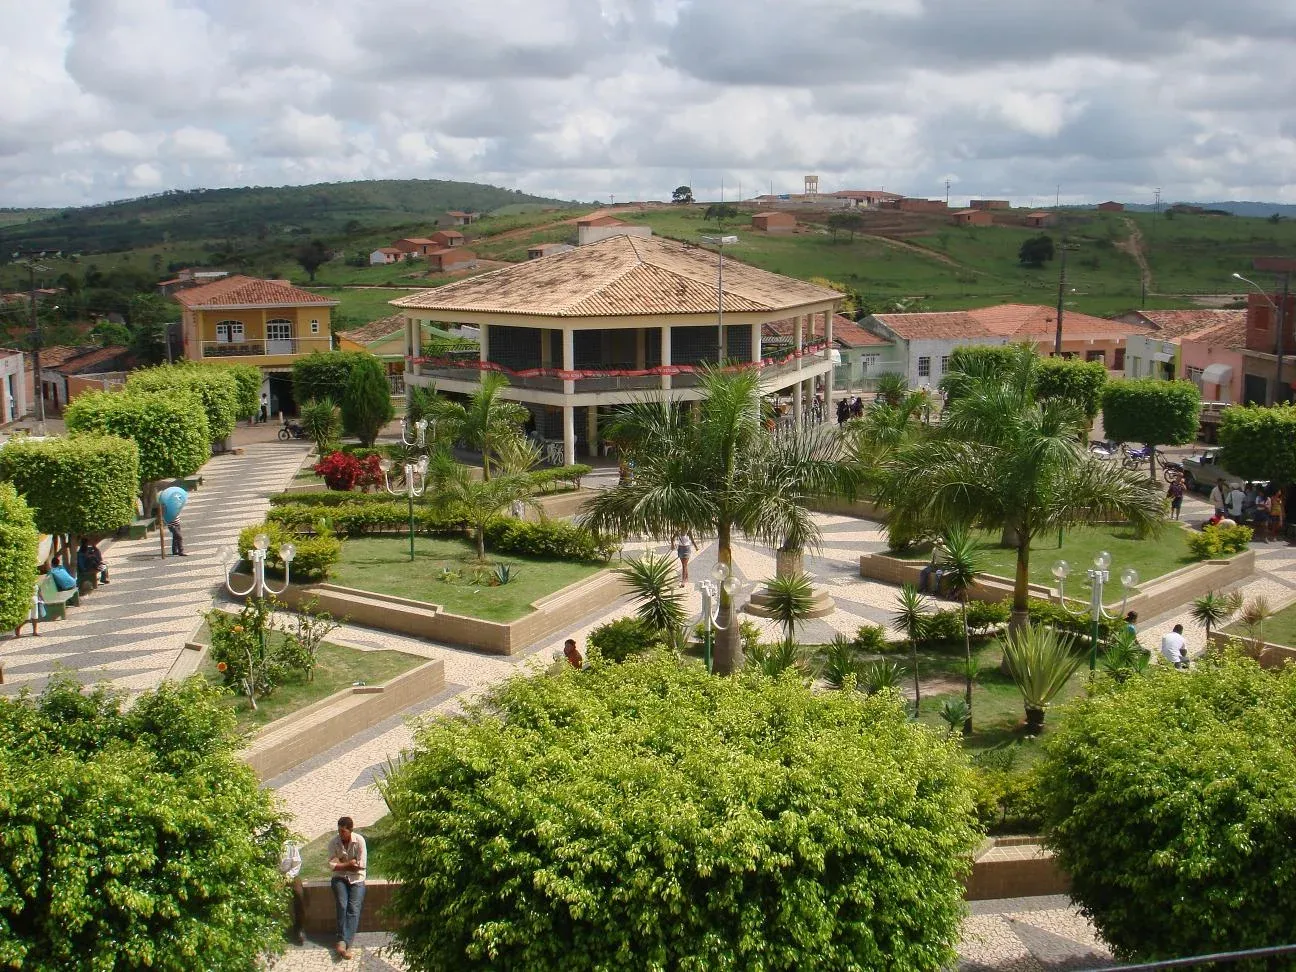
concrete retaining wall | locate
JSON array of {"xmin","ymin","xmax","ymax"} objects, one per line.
[
  {"xmin": 266, "ymin": 569, "xmax": 626, "ymax": 656},
  {"xmin": 811, "ymin": 496, "xmax": 889, "ymax": 521},
  {"xmin": 302, "ymin": 880, "xmax": 397, "ymax": 935},
  {"xmin": 858, "ymin": 553, "xmax": 1052, "ymax": 602},
  {"xmin": 243, "ymin": 659, "xmax": 445, "ymax": 779},
  {"xmin": 1208, "ymin": 629, "xmax": 1296, "ymax": 668}
]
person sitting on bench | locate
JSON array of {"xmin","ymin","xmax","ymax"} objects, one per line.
[{"xmin": 918, "ymin": 541, "xmax": 948, "ymax": 595}]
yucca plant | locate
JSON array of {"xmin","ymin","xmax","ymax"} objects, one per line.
[
  {"xmin": 938, "ymin": 525, "xmax": 988, "ymax": 735},
  {"xmin": 891, "ymin": 583, "xmax": 930, "ymax": 717},
  {"xmin": 763, "ymin": 571, "xmax": 816, "ymax": 645},
  {"xmin": 938, "ymin": 697, "xmax": 971, "ymax": 735},
  {"xmin": 614, "ymin": 552, "xmax": 687, "ymax": 649},
  {"xmin": 999, "ymin": 623, "xmax": 1084, "ymax": 732},
  {"xmin": 1238, "ymin": 595, "xmax": 1274, "ymax": 652},
  {"xmin": 746, "ymin": 638, "xmax": 807, "ymax": 679},
  {"xmin": 492, "ymin": 563, "xmax": 516, "ymax": 586},
  {"xmin": 860, "ymin": 659, "xmax": 906, "ymax": 695},
  {"xmin": 820, "ymin": 634, "xmax": 861, "ymax": 689},
  {"xmin": 1100, "ymin": 630, "xmax": 1149, "ymax": 683},
  {"xmin": 1190, "ymin": 590, "xmax": 1244, "ymax": 645}
]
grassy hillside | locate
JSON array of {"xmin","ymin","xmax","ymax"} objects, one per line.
[{"xmin": 0, "ymin": 180, "xmax": 578, "ymax": 255}]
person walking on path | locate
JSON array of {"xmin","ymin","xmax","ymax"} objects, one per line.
[
  {"xmin": 168, "ymin": 515, "xmax": 185, "ymax": 556},
  {"xmin": 1160, "ymin": 624, "xmax": 1188, "ymax": 669},
  {"xmin": 328, "ymin": 816, "xmax": 367, "ymax": 960},
  {"xmin": 1210, "ymin": 480, "xmax": 1228, "ymax": 519},
  {"xmin": 673, "ymin": 532, "xmax": 693, "ymax": 586},
  {"xmin": 1166, "ymin": 477, "xmax": 1185, "ymax": 520}
]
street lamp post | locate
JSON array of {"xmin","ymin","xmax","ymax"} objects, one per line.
[
  {"xmin": 401, "ymin": 416, "xmax": 429, "ymax": 449},
  {"xmin": 701, "ymin": 235, "xmax": 738, "ymax": 362},
  {"xmin": 222, "ymin": 533, "xmax": 296, "ymax": 706},
  {"xmin": 696, "ymin": 562, "xmax": 742, "ymax": 675},
  {"xmin": 1232, "ymin": 271, "xmax": 1288, "ymax": 404},
  {"xmin": 1052, "ymin": 552, "xmax": 1138, "ymax": 671},
  {"xmin": 382, "ymin": 454, "xmax": 428, "ymax": 562}
]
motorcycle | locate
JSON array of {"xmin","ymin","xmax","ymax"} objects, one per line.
[
  {"xmin": 1089, "ymin": 439, "xmax": 1119, "ymax": 460},
  {"xmin": 277, "ymin": 420, "xmax": 307, "ymax": 441}
]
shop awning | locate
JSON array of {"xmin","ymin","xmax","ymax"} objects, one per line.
[
  {"xmin": 1152, "ymin": 351, "xmax": 1174, "ymax": 363},
  {"xmin": 1201, "ymin": 363, "xmax": 1233, "ymax": 385}
]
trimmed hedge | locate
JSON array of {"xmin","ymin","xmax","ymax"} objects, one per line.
[
  {"xmin": 222, "ymin": 363, "xmax": 263, "ymax": 421},
  {"xmin": 64, "ymin": 390, "xmax": 211, "ymax": 484},
  {"xmin": 1186, "ymin": 523, "xmax": 1251, "ymax": 560},
  {"xmin": 1101, "ymin": 378, "xmax": 1201, "ymax": 452},
  {"xmin": 483, "ymin": 517, "xmax": 617, "ymax": 562},
  {"xmin": 528, "ymin": 464, "xmax": 591, "ymax": 493},
  {"xmin": 126, "ymin": 364, "xmax": 240, "ymax": 442},
  {"xmin": 236, "ymin": 521, "xmax": 340, "ymax": 582},
  {"xmin": 267, "ymin": 501, "xmax": 465, "ymax": 536},
  {"xmin": 291, "ymin": 351, "xmax": 371, "ymax": 408},
  {"xmin": 0, "ymin": 434, "xmax": 139, "ymax": 538},
  {"xmin": 1218, "ymin": 403, "xmax": 1296, "ymax": 486},
  {"xmin": 269, "ymin": 491, "xmax": 397, "ymax": 508},
  {"xmin": 0, "ymin": 484, "xmax": 39, "ymax": 630}
]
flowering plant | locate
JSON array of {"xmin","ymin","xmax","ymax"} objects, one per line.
[{"xmin": 312, "ymin": 451, "xmax": 362, "ymax": 492}]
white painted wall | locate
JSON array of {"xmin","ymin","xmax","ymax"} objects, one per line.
[{"xmin": 898, "ymin": 336, "xmax": 1010, "ymax": 389}]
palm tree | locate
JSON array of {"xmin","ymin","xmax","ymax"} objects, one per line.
[
  {"xmin": 763, "ymin": 571, "xmax": 816, "ymax": 644},
  {"xmin": 581, "ymin": 368, "xmax": 844, "ymax": 674},
  {"xmin": 1000, "ymin": 623, "xmax": 1084, "ymax": 732},
  {"xmin": 938, "ymin": 525, "xmax": 988, "ymax": 735},
  {"xmin": 1239, "ymin": 595, "xmax": 1274, "ymax": 652},
  {"xmin": 844, "ymin": 389, "xmax": 927, "ymax": 495},
  {"xmin": 878, "ymin": 344, "xmax": 1163, "ymax": 632},
  {"xmin": 430, "ymin": 372, "xmax": 529, "ymax": 480},
  {"xmin": 1190, "ymin": 590, "xmax": 1244, "ymax": 646},
  {"xmin": 873, "ymin": 372, "xmax": 909, "ymax": 407},
  {"xmin": 425, "ymin": 450, "xmax": 537, "ymax": 560},
  {"xmin": 891, "ymin": 583, "xmax": 930, "ymax": 717},
  {"xmin": 615, "ymin": 553, "xmax": 687, "ymax": 649}
]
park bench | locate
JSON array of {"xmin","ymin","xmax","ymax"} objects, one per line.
[{"xmin": 39, "ymin": 572, "xmax": 79, "ymax": 620}]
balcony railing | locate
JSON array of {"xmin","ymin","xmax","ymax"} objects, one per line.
[
  {"xmin": 201, "ymin": 338, "xmax": 325, "ymax": 358},
  {"xmin": 410, "ymin": 342, "xmax": 830, "ymax": 395}
]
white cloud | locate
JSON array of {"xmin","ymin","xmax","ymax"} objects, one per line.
[{"xmin": 0, "ymin": 0, "xmax": 1292, "ymax": 206}]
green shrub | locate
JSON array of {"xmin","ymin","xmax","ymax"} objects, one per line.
[
  {"xmin": 299, "ymin": 398, "xmax": 341, "ymax": 454},
  {"xmin": 221, "ymin": 363, "xmax": 263, "ymax": 421},
  {"xmin": 268, "ymin": 490, "xmax": 396, "ymax": 508},
  {"xmin": 1026, "ymin": 597, "xmax": 1121, "ymax": 640},
  {"xmin": 1101, "ymin": 378, "xmax": 1201, "ymax": 456},
  {"xmin": 969, "ymin": 754, "xmax": 1044, "ymax": 835},
  {"xmin": 1217, "ymin": 403, "xmax": 1296, "ymax": 486},
  {"xmin": 0, "ymin": 484, "xmax": 39, "ymax": 630},
  {"xmin": 203, "ymin": 597, "xmax": 285, "ymax": 699},
  {"xmin": 1186, "ymin": 523, "xmax": 1252, "ymax": 560},
  {"xmin": 237, "ymin": 521, "xmax": 340, "ymax": 582},
  {"xmin": 854, "ymin": 623, "xmax": 892, "ymax": 654},
  {"xmin": 965, "ymin": 599, "xmax": 1011, "ymax": 631},
  {"xmin": 1034, "ymin": 357, "xmax": 1108, "ymax": 420},
  {"xmin": 267, "ymin": 501, "xmax": 465, "ymax": 536},
  {"xmin": 482, "ymin": 517, "xmax": 617, "ymax": 562},
  {"xmin": 381, "ymin": 653, "xmax": 981, "ymax": 970},
  {"xmin": 65, "ymin": 390, "xmax": 211, "ymax": 484},
  {"xmin": 587, "ymin": 616, "xmax": 667, "ymax": 662},
  {"xmin": 126, "ymin": 363, "xmax": 240, "ymax": 442},
  {"xmin": 1036, "ymin": 654, "xmax": 1296, "ymax": 961},
  {"xmin": 292, "ymin": 351, "xmax": 371, "ymax": 406},
  {"xmin": 340, "ymin": 354, "xmax": 395, "ymax": 446},
  {"xmin": 0, "ymin": 434, "xmax": 138, "ymax": 538},
  {"xmin": 527, "ymin": 464, "xmax": 592, "ymax": 493},
  {"xmin": 923, "ymin": 608, "xmax": 966, "ymax": 643}
]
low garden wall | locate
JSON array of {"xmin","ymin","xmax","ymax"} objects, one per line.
[
  {"xmin": 1207, "ymin": 629, "xmax": 1296, "ymax": 669},
  {"xmin": 261, "ymin": 569, "xmax": 627, "ymax": 656},
  {"xmin": 810, "ymin": 496, "xmax": 889, "ymax": 521},
  {"xmin": 858, "ymin": 553, "xmax": 1051, "ymax": 602},
  {"xmin": 242, "ymin": 659, "xmax": 446, "ymax": 780},
  {"xmin": 301, "ymin": 879, "xmax": 397, "ymax": 935}
]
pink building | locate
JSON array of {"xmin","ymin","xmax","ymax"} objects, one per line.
[{"xmin": 1179, "ymin": 317, "xmax": 1247, "ymax": 403}]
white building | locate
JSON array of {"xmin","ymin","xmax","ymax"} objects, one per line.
[
  {"xmin": 370, "ymin": 248, "xmax": 402, "ymax": 265},
  {"xmin": 862, "ymin": 312, "xmax": 1009, "ymax": 389}
]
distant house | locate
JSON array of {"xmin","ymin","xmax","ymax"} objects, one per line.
[
  {"xmin": 393, "ymin": 238, "xmax": 438, "ymax": 258},
  {"xmin": 969, "ymin": 200, "xmax": 1010, "ymax": 211},
  {"xmin": 443, "ymin": 211, "xmax": 479, "ymax": 226},
  {"xmin": 1025, "ymin": 212, "xmax": 1054, "ymax": 228},
  {"xmin": 1097, "ymin": 201, "xmax": 1125, "ymax": 213},
  {"xmin": 528, "ymin": 243, "xmax": 575, "ymax": 260},
  {"xmin": 369, "ymin": 247, "xmax": 403, "ymax": 265},
  {"xmin": 37, "ymin": 345, "xmax": 132, "ymax": 411},
  {"xmin": 894, "ymin": 198, "xmax": 949, "ymax": 214},
  {"xmin": 951, "ymin": 209, "xmax": 993, "ymax": 227},
  {"xmin": 0, "ymin": 348, "xmax": 27, "ymax": 424},
  {"xmin": 429, "ymin": 230, "xmax": 465, "ymax": 248},
  {"xmin": 751, "ymin": 211, "xmax": 797, "ymax": 233},
  {"xmin": 576, "ymin": 215, "xmax": 652, "ymax": 246},
  {"xmin": 832, "ymin": 190, "xmax": 903, "ymax": 209},
  {"xmin": 427, "ymin": 249, "xmax": 478, "ymax": 273},
  {"xmin": 157, "ymin": 268, "xmax": 229, "ymax": 296}
]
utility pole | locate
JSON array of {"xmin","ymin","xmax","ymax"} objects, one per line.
[
  {"xmin": 1277, "ymin": 272, "xmax": 1290, "ymax": 404},
  {"xmin": 18, "ymin": 256, "xmax": 50, "ymax": 435},
  {"xmin": 1054, "ymin": 228, "xmax": 1070, "ymax": 356},
  {"xmin": 945, "ymin": 179, "xmax": 951, "ymax": 205}
]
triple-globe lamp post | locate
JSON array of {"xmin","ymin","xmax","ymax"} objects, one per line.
[
  {"xmin": 382, "ymin": 417, "xmax": 430, "ymax": 562},
  {"xmin": 1051, "ymin": 551, "xmax": 1138, "ymax": 670},
  {"xmin": 696, "ymin": 561, "xmax": 742, "ymax": 674}
]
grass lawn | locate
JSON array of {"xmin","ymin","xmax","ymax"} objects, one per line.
[
  {"xmin": 198, "ymin": 635, "xmax": 423, "ymax": 733},
  {"xmin": 299, "ymin": 814, "xmax": 399, "ymax": 881},
  {"xmin": 1224, "ymin": 599, "xmax": 1296, "ymax": 649},
  {"xmin": 896, "ymin": 522, "xmax": 1196, "ymax": 592},
  {"xmin": 331, "ymin": 535, "xmax": 602, "ymax": 621}
]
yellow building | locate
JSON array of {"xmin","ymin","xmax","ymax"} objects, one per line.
[{"xmin": 176, "ymin": 275, "xmax": 338, "ymax": 413}]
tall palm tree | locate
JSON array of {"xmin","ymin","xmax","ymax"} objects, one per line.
[
  {"xmin": 938, "ymin": 525, "xmax": 988, "ymax": 735},
  {"xmin": 878, "ymin": 344, "xmax": 1163, "ymax": 631},
  {"xmin": 891, "ymin": 583, "xmax": 930, "ymax": 718},
  {"xmin": 430, "ymin": 372, "xmax": 530, "ymax": 480},
  {"xmin": 581, "ymin": 368, "xmax": 843, "ymax": 674},
  {"xmin": 1190, "ymin": 590, "xmax": 1243, "ymax": 645},
  {"xmin": 844, "ymin": 389, "xmax": 927, "ymax": 495}
]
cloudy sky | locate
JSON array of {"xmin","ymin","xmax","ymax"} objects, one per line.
[{"xmin": 3, "ymin": 0, "xmax": 1295, "ymax": 209}]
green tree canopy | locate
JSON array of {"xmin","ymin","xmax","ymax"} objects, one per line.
[
  {"xmin": 64, "ymin": 389, "xmax": 211, "ymax": 486},
  {"xmin": 0, "ymin": 484, "xmax": 39, "ymax": 631},
  {"xmin": 381, "ymin": 654, "xmax": 980, "ymax": 971},
  {"xmin": 0, "ymin": 434, "xmax": 138, "ymax": 539},
  {"xmin": 671, "ymin": 185, "xmax": 693, "ymax": 204},
  {"xmin": 340, "ymin": 353, "xmax": 395, "ymax": 447},
  {"xmin": 1218, "ymin": 403, "xmax": 1296, "ymax": 486},
  {"xmin": 1101, "ymin": 378, "xmax": 1201, "ymax": 478},
  {"xmin": 1018, "ymin": 234, "xmax": 1055, "ymax": 268},
  {"xmin": 1036, "ymin": 654, "xmax": 1296, "ymax": 962},
  {"xmin": 292, "ymin": 350, "xmax": 370, "ymax": 409},
  {"xmin": 293, "ymin": 238, "xmax": 331, "ymax": 282},
  {"xmin": 826, "ymin": 210, "xmax": 865, "ymax": 240},
  {"xmin": 0, "ymin": 677, "xmax": 290, "ymax": 970},
  {"xmin": 1034, "ymin": 357, "xmax": 1108, "ymax": 420},
  {"xmin": 221, "ymin": 363, "xmax": 263, "ymax": 421},
  {"xmin": 126, "ymin": 363, "xmax": 240, "ymax": 441}
]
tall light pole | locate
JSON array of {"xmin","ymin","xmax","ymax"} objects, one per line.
[
  {"xmin": 1233, "ymin": 271, "xmax": 1288, "ymax": 405},
  {"xmin": 222, "ymin": 534, "xmax": 296, "ymax": 708},
  {"xmin": 696, "ymin": 562, "xmax": 742, "ymax": 675},
  {"xmin": 382, "ymin": 450, "xmax": 428, "ymax": 563},
  {"xmin": 1052, "ymin": 552, "xmax": 1138, "ymax": 671},
  {"xmin": 701, "ymin": 235, "xmax": 738, "ymax": 362}
]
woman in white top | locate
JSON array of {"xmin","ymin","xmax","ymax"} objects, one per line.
[{"xmin": 672, "ymin": 533, "xmax": 693, "ymax": 585}]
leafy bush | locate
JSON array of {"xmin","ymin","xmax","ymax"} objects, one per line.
[
  {"xmin": 381, "ymin": 654, "xmax": 981, "ymax": 970},
  {"xmin": 587, "ymin": 616, "xmax": 667, "ymax": 662},
  {"xmin": 527, "ymin": 464, "xmax": 592, "ymax": 493},
  {"xmin": 267, "ymin": 501, "xmax": 465, "ymax": 536},
  {"xmin": 312, "ymin": 451, "xmax": 363, "ymax": 491},
  {"xmin": 1186, "ymin": 522, "xmax": 1252, "ymax": 560},
  {"xmin": 269, "ymin": 490, "xmax": 396, "ymax": 508},
  {"xmin": 340, "ymin": 353, "xmax": 394, "ymax": 446},
  {"xmin": 237, "ymin": 520, "xmax": 340, "ymax": 582},
  {"xmin": 222, "ymin": 363, "xmax": 263, "ymax": 421},
  {"xmin": 291, "ymin": 350, "xmax": 370, "ymax": 407},
  {"xmin": 482, "ymin": 517, "xmax": 617, "ymax": 562},
  {"xmin": 821, "ymin": 634, "xmax": 862, "ymax": 688},
  {"xmin": 922, "ymin": 608, "xmax": 967, "ymax": 643},
  {"xmin": 965, "ymin": 599, "xmax": 1011, "ymax": 631},
  {"xmin": 1037, "ymin": 654, "xmax": 1296, "ymax": 961},
  {"xmin": 1026, "ymin": 597, "xmax": 1121, "ymax": 641},
  {"xmin": 299, "ymin": 398, "xmax": 341, "ymax": 454},
  {"xmin": 1218, "ymin": 403, "xmax": 1296, "ymax": 486},
  {"xmin": 969, "ymin": 750, "xmax": 1044, "ymax": 835},
  {"xmin": 1101, "ymin": 378, "xmax": 1201, "ymax": 454},
  {"xmin": 65, "ymin": 389, "xmax": 211, "ymax": 484},
  {"xmin": 204, "ymin": 597, "xmax": 286, "ymax": 700},
  {"xmin": 854, "ymin": 623, "xmax": 892, "ymax": 654},
  {"xmin": 1034, "ymin": 357, "xmax": 1108, "ymax": 419},
  {"xmin": 126, "ymin": 363, "xmax": 240, "ymax": 442},
  {"xmin": 0, "ymin": 677, "xmax": 289, "ymax": 969},
  {"xmin": 0, "ymin": 484, "xmax": 39, "ymax": 630},
  {"xmin": 0, "ymin": 434, "xmax": 138, "ymax": 538}
]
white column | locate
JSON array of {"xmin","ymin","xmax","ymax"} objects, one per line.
[
  {"xmin": 479, "ymin": 324, "xmax": 490, "ymax": 363},
  {"xmin": 824, "ymin": 310, "xmax": 834, "ymax": 404},
  {"xmin": 660, "ymin": 325, "xmax": 672, "ymax": 390},
  {"xmin": 751, "ymin": 322, "xmax": 762, "ymax": 364},
  {"xmin": 586, "ymin": 407, "xmax": 599, "ymax": 459},
  {"xmin": 562, "ymin": 327, "xmax": 575, "ymax": 395},
  {"xmin": 793, "ymin": 379, "xmax": 803, "ymax": 422},
  {"xmin": 563, "ymin": 405, "xmax": 576, "ymax": 466}
]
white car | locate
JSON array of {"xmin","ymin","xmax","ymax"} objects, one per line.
[{"xmin": 1180, "ymin": 448, "xmax": 1246, "ymax": 494}]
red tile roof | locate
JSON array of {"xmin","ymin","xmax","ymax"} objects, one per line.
[
  {"xmin": 1129, "ymin": 309, "xmax": 1246, "ymax": 339},
  {"xmin": 871, "ymin": 303, "xmax": 1148, "ymax": 342},
  {"xmin": 173, "ymin": 275, "xmax": 339, "ymax": 309},
  {"xmin": 577, "ymin": 215, "xmax": 626, "ymax": 227},
  {"xmin": 37, "ymin": 345, "xmax": 129, "ymax": 374},
  {"xmin": 1182, "ymin": 318, "xmax": 1247, "ymax": 349},
  {"xmin": 833, "ymin": 190, "xmax": 904, "ymax": 200},
  {"xmin": 870, "ymin": 311, "xmax": 1001, "ymax": 340}
]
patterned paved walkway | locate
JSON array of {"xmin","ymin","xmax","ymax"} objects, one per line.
[{"xmin": 0, "ymin": 442, "xmax": 309, "ymax": 696}]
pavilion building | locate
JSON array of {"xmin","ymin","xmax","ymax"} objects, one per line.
[{"xmin": 394, "ymin": 235, "xmax": 840, "ymax": 464}]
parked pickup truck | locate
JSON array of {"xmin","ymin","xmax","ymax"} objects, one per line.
[{"xmin": 1180, "ymin": 447, "xmax": 1248, "ymax": 493}]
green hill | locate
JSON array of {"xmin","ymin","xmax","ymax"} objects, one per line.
[{"xmin": 0, "ymin": 180, "xmax": 577, "ymax": 255}]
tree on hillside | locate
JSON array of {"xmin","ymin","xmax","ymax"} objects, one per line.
[
  {"xmin": 1018, "ymin": 234, "xmax": 1056, "ymax": 268},
  {"xmin": 703, "ymin": 203, "xmax": 738, "ymax": 224},
  {"xmin": 827, "ymin": 211, "xmax": 865, "ymax": 241},
  {"xmin": 1100, "ymin": 379, "xmax": 1201, "ymax": 481},
  {"xmin": 294, "ymin": 239, "xmax": 331, "ymax": 282},
  {"xmin": 672, "ymin": 185, "xmax": 694, "ymax": 205},
  {"xmin": 0, "ymin": 678, "xmax": 290, "ymax": 970}
]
